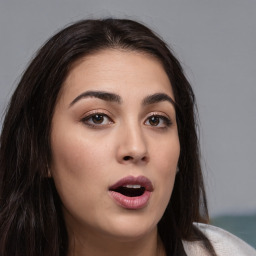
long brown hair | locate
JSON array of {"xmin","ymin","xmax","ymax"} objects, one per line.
[{"xmin": 0, "ymin": 19, "xmax": 215, "ymax": 256}]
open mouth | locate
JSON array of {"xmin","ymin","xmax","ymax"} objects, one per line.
[
  {"xmin": 109, "ymin": 176, "xmax": 153, "ymax": 209},
  {"xmin": 110, "ymin": 185, "xmax": 146, "ymax": 197},
  {"xmin": 109, "ymin": 176, "xmax": 153, "ymax": 197}
]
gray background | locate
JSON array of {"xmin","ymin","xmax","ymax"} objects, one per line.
[{"xmin": 0, "ymin": 0, "xmax": 255, "ymax": 217}]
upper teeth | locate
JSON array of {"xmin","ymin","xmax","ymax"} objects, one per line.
[{"xmin": 123, "ymin": 185, "xmax": 142, "ymax": 189}]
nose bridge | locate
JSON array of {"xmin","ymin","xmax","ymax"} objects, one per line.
[
  {"xmin": 127, "ymin": 120, "xmax": 146, "ymax": 151},
  {"xmin": 117, "ymin": 117, "xmax": 148, "ymax": 163}
]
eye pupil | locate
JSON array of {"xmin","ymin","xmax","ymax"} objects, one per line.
[
  {"xmin": 149, "ymin": 116, "xmax": 159, "ymax": 126},
  {"xmin": 92, "ymin": 114, "xmax": 104, "ymax": 124}
]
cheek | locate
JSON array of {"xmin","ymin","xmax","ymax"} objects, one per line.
[
  {"xmin": 51, "ymin": 128, "xmax": 109, "ymax": 175},
  {"xmin": 150, "ymin": 135, "xmax": 180, "ymax": 212},
  {"xmin": 153, "ymin": 136, "xmax": 180, "ymax": 174},
  {"xmin": 50, "ymin": 133, "xmax": 111, "ymax": 220},
  {"xmin": 50, "ymin": 129, "xmax": 110, "ymax": 203}
]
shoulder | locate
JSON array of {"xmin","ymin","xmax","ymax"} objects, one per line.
[{"xmin": 182, "ymin": 223, "xmax": 256, "ymax": 256}]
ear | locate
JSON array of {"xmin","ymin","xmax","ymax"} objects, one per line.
[
  {"xmin": 176, "ymin": 166, "xmax": 179, "ymax": 174},
  {"xmin": 47, "ymin": 165, "xmax": 52, "ymax": 178},
  {"xmin": 47, "ymin": 169, "xmax": 52, "ymax": 178}
]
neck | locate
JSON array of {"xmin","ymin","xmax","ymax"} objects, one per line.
[{"xmin": 66, "ymin": 225, "xmax": 166, "ymax": 256}]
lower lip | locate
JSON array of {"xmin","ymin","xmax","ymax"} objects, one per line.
[{"xmin": 109, "ymin": 191, "xmax": 151, "ymax": 209}]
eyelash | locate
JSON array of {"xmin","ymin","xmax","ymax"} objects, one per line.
[
  {"xmin": 81, "ymin": 112, "xmax": 172, "ymax": 129},
  {"xmin": 81, "ymin": 112, "xmax": 113, "ymax": 128},
  {"xmin": 145, "ymin": 114, "xmax": 172, "ymax": 129}
]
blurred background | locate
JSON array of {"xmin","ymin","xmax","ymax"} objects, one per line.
[{"xmin": 0, "ymin": 0, "xmax": 255, "ymax": 248}]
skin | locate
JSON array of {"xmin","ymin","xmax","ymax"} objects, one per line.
[{"xmin": 51, "ymin": 49, "xmax": 180, "ymax": 256}]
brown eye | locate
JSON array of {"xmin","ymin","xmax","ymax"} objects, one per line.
[
  {"xmin": 148, "ymin": 116, "xmax": 160, "ymax": 126},
  {"xmin": 145, "ymin": 115, "xmax": 172, "ymax": 128},
  {"xmin": 82, "ymin": 113, "xmax": 113, "ymax": 127},
  {"xmin": 92, "ymin": 114, "xmax": 104, "ymax": 124}
]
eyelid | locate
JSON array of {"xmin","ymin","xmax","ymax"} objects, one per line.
[
  {"xmin": 144, "ymin": 112, "xmax": 173, "ymax": 127},
  {"xmin": 81, "ymin": 109, "xmax": 111, "ymax": 117},
  {"xmin": 81, "ymin": 109, "xmax": 114, "ymax": 127},
  {"xmin": 145, "ymin": 111, "xmax": 171, "ymax": 120}
]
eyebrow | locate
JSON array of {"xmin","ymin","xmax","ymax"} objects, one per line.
[
  {"xmin": 69, "ymin": 91, "xmax": 175, "ymax": 108},
  {"xmin": 69, "ymin": 90, "xmax": 122, "ymax": 107},
  {"xmin": 142, "ymin": 93, "xmax": 175, "ymax": 107}
]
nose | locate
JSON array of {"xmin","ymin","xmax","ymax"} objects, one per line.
[{"xmin": 116, "ymin": 123, "xmax": 149, "ymax": 165}]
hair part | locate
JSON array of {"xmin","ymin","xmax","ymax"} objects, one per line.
[{"xmin": 0, "ymin": 18, "xmax": 216, "ymax": 256}]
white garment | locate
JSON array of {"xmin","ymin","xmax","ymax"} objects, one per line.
[{"xmin": 183, "ymin": 223, "xmax": 256, "ymax": 256}]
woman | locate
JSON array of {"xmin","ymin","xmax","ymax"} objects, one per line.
[{"xmin": 0, "ymin": 19, "xmax": 255, "ymax": 256}]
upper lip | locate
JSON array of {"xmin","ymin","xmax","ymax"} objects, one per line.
[{"xmin": 109, "ymin": 175, "xmax": 154, "ymax": 192}]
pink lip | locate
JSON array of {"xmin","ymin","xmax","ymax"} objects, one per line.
[{"xmin": 108, "ymin": 176, "xmax": 153, "ymax": 210}]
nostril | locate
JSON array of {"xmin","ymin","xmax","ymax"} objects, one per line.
[
  {"xmin": 141, "ymin": 156, "xmax": 147, "ymax": 161},
  {"xmin": 123, "ymin": 156, "xmax": 133, "ymax": 161}
]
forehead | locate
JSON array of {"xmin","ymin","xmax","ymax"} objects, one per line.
[{"xmin": 60, "ymin": 49, "xmax": 174, "ymax": 103}]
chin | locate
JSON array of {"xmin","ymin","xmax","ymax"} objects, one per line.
[{"xmin": 100, "ymin": 212, "xmax": 159, "ymax": 242}]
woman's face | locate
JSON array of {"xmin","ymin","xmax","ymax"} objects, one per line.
[{"xmin": 51, "ymin": 49, "xmax": 180, "ymax": 241}]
